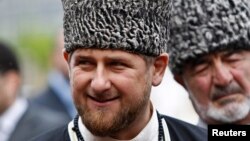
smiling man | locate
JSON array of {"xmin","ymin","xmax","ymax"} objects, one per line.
[
  {"xmin": 30, "ymin": 0, "xmax": 207, "ymax": 141},
  {"xmin": 168, "ymin": 0, "xmax": 250, "ymax": 128}
]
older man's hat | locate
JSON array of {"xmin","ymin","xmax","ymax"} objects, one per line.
[{"xmin": 168, "ymin": 0, "xmax": 250, "ymax": 74}]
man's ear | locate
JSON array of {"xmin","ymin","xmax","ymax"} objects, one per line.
[
  {"xmin": 63, "ymin": 49, "xmax": 69, "ymax": 63},
  {"xmin": 152, "ymin": 53, "xmax": 168, "ymax": 86},
  {"xmin": 63, "ymin": 49, "xmax": 71, "ymax": 79},
  {"xmin": 173, "ymin": 74, "xmax": 186, "ymax": 89}
]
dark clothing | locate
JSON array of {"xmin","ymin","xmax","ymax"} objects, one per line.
[
  {"xmin": 30, "ymin": 114, "xmax": 207, "ymax": 141},
  {"xmin": 31, "ymin": 86, "xmax": 72, "ymax": 121},
  {"xmin": 8, "ymin": 101, "xmax": 68, "ymax": 141},
  {"xmin": 29, "ymin": 125, "xmax": 70, "ymax": 141},
  {"xmin": 164, "ymin": 115, "xmax": 207, "ymax": 141}
]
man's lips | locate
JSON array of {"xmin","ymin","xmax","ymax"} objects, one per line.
[
  {"xmin": 88, "ymin": 95, "xmax": 119, "ymax": 103},
  {"xmin": 212, "ymin": 93, "xmax": 239, "ymax": 101}
]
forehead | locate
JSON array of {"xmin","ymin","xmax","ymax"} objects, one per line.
[{"xmin": 70, "ymin": 48, "xmax": 144, "ymax": 61}]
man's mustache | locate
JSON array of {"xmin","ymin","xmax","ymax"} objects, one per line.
[{"xmin": 211, "ymin": 83, "xmax": 243, "ymax": 101}]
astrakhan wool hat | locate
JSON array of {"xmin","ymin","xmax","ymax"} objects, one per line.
[
  {"xmin": 61, "ymin": 0, "xmax": 172, "ymax": 56},
  {"xmin": 168, "ymin": 0, "xmax": 250, "ymax": 74}
]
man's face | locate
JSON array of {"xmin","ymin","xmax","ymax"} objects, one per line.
[
  {"xmin": 179, "ymin": 50, "xmax": 250, "ymax": 124},
  {"xmin": 65, "ymin": 48, "xmax": 156, "ymax": 137},
  {"xmin": 0, "ymin": 72, "xmax": 19, "ymax": 114}
]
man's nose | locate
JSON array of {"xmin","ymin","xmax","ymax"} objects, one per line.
[
  {"xmin": 212, "ymin": 61, "xmax": 233, "ymax": 86},
  {"xmin": 90, "ymin": 66, "xmax": 111, "ymax": 93}
]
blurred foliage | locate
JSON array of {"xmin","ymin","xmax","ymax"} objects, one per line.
[{"xmin": 17, "ymin": 31, "xmax": 53, "ymax": 71}]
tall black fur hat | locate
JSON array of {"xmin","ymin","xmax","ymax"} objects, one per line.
[
  {"xmin": 168, "ymin": 0, "xmax": 250, "ymax": 74},
  {"xmin": 61, "ymin": 0, "xmax": 172, "ymax": 56}
]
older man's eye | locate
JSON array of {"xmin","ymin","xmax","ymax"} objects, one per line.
[
  {"xmin": 225, "ymin": 54, "xmax": 243, "ymax": 63},
  {"xmin": 193, "ymin": 64, "xmax": 208, "ymax": 74},
  {"xmin": 222, "ymin": 50, "xmax": 244, "ymax": 63}
]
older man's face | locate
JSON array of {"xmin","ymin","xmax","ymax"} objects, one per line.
[{"xmin": 179, "ymin": 50, "xmax": 250, "ymax": 124}]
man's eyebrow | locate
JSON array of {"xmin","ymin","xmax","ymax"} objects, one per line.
[
  {"xmin": 187, "ymin": 56, "xmax": 208, "ymax": 68},
  {"xmin": 74, "ymin": 54, "xmax": 90, "ymax": 59},
  {"xmin": 105, "ymin": 55, "xmax": 132, "ymax": 61},
  {"xmin": 72, "ymin": 55, "xmax": 95, "ymax": 63},
  {"xmin": 220, "ymin": 49, "xmax": 243, "ymax": 57}
]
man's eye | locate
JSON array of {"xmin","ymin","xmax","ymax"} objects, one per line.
[
  {"xmin": 110, "ymin": 61, "xmax": 125, "ymax": 66},
  {"xmin": 75, "ymin": 59, "xmax": 95, "ymax": 70},
  {"xmin": 75, "ymin": 57, "xmax": 94, "ymax": 65},
  {"xmin": 222, "ymin": 50, "xmax": 244, "ymax": 63},
  {"xmin": 193, "ymin": 63, "xmax": 208, "ymax": 75},
  {"xmin": 111, "ymin": 61, "xmax": 121, "ymax": 65},
  {"xmin": 79, "ymin": 60, "xmax": 92, "ymax": 65},
  {"xmin": 109, "ymin": 61, "xmax": 129, "ymax": 69},
  {"xmin": 225, "ymin": 54, "xmax": 242, "ymax": 63}
]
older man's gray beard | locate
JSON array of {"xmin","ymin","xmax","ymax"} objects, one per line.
[
  {"xmin": 190, "ymin": 81, "xmax": 250, "ymax": 123},
  {"xmin": 206, "ymin": 82, "xmax": 250, "ymax": 123},
  {"xmin": 192, "ymin": 96, "xmax": 250, "ymax": 124},
  {"xmin": 206, "ymin": 97, "xmax": 250, "ymax": 123}
]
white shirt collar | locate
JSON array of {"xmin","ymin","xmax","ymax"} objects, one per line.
[
  {"xmin": 0, "ymin": 98, "xmax": 28, "ymax": 141},
  {"xmin": 197, "ymin": 118, "xmax": 207, "ymax": 129}
]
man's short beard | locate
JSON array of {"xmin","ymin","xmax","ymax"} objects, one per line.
[{"xmin": 76, "ymin": 93, "xmax": 150, "ymax": 137}]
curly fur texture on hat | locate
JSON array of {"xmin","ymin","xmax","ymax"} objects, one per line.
[
  {"xmin": 61, "ymin": 0, "xmax": 172, "ymax": 56},
  {"xmin": 168, "ymin": 0, "xmax": 250, "ymax": 74}
]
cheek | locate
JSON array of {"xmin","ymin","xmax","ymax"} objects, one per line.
[
  {"xmin": 111, "ymin": 72, "xmax": 148, "ymax": 98},
  {"xmin": 70, "ymin": 70, "xmax": 89, "ymax": 97},
  {"xmin": 0, "ymin": 89, "xmax": 15, "ymax": 112},
  {"xmin": 185, "ymin": 76, "xmax": 211, "ymax": 104},
  {"xmin": 111, "ymin": 74, "xmax": 136, "ymax": 94},
  {"xmin": 242, "ymin": 67, "xmax": 250, "ymax": 82}
]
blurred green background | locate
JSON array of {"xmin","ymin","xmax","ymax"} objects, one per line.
[
  {"xmin": 0, "ymin": 0, "xmax": 63, "ymax": 96},
  {"xmin": 17, "ymin": 30, "xmax": 53, "ymax": 70}
]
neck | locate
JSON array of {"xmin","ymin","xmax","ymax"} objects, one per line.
[{"xmin": 111, "ymin": 102, "xmax": 153, "ymax": 140}]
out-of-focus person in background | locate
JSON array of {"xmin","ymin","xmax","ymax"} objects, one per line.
[
  {"xmin": 31, "ymin": 30, "xmax": 76, "ymax": 121},
  {"xmin": 0, "ymin": 41, "xmax": 67, "ymax": 141},
  {"xmin": 168, "ymin": 0, "xmax": 250, "ymax": 128}
]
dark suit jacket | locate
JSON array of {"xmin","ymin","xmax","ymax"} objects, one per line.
[
  {"xmin": 31, "ymin": 86, "xmax": 72, "ymax": 121},
  {"xmin": 30, "ymin": 114, "xmax": 207, "ymax": 141},
  {"xmin": 8, "ymin": 102, "xmax": 68, "ymax": 141}
]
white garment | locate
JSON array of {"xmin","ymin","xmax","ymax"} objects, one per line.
[
  {"xmin": 0, "ymin": 98, "xmax": 28, "ymax": 141},
  {"xmin": 68, "ymin": 107, "xmax": 171, "ymax": 141},
  {"xmin": 197, "ymin": 118, "xmax": 207, "ymax": 129}
]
